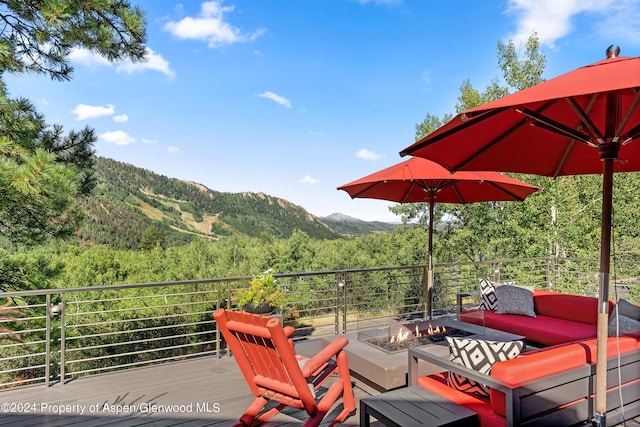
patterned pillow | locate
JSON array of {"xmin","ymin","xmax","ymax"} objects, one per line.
[
  {"xmin": 608, "ymin": 314, "xmax": 640, "ymax": 337},
  {"xmin": 617, "ymin": 299, "xmax": 640, "ymax": 321},
  {"xmin": 478, "ymin": 278, "xmax": 514, "ymax": 311},
  {"xmin": 446, "ymin": 336, "xmax": 524, "ymax": 397},
  {"xmin": 494, "ymin": 284, "xmax": 536, "ymax": 317}
]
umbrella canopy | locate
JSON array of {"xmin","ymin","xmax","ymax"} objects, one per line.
[
  {"xmin": 400, "ymin": 46, "xmax": 639, "ymax": 427},
  {"xmin": 337, "ymin": 156, "xmax": 540, "ymax": 204},
  {"xmin": 337, "ymin": 156, "xmax": 541, "ymax": 317},
  {"xmin": 400, "ymin": 52, "xmax": 640, "ymax": 176}
]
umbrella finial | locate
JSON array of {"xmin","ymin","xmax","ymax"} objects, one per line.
[{"xmin": 606, "ymin": 45, "xmax": 620, "ymax": 58}]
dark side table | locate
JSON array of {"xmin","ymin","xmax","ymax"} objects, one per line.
[{"xmin": 360, "ymin": 385, "xmax": 478, "ymax": 426}]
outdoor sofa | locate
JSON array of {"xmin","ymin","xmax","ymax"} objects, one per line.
[
  {"xmin": 411, "ymin": 286, "xmax": 640, "ymax": 426},
  {"xmin": 459, "ymin": 289, "xmax": 615, "ymax": 346}
]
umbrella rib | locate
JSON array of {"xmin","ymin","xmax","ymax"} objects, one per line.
[
  {"xmin": 399, "ymin": 107, "xmax": 508, "ymax": 157},
  {"xmin": 622, "ymin": 122, "xmax": 640, "ymax": 143},
  {"xmin": 400, "ymin": 182, "xmax": 420, "ymax": 204},
  {"xmin": 566, "ymin": 96, "xmax": 602, "ymax": 140},
  {"xmin": 552, "ymin": 94, "xmax": 599, "ymax": 177},
  {"xmin": 618, "ymin": 88, "xmax": 640, "ymax": 140},
  {"xmin": 553, "ymin": 138, "xmax": 576, "ymax": 178},
  {"xmin": 450, "ymin": 99, "xmax": 560, "ymax": 172},
  {"xmin": 484, "ymin": 181, "xmax": 528, "ymax": 201},
  {"xmin": 348, "ymin": 182, "xmax": 385, "ymax": 199},
  {"xmin": 519, "ymin": 108, "xmax": 593, "ymax": 145},
  {"xmin": 450, "ymin": 184, "xmax": 466, "ymax": 204},
  {"xmin": 450, "ymin": 115, "xmax": 529, "ymax": 171}
]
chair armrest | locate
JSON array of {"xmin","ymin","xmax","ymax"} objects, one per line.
[
  {"xmin": 457, "ymin": 291, "xmax": 480, "ymax": 318},
  {"xmin": 303, "ymin": 336, "xmax": 349, "ymax": 376}
]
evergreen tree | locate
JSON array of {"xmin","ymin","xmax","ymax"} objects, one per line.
[
  {"xmin": 0, "ymin": 0, "xmax": 147, "ymax": 290},
  {"xmin": 139, "ymin": 226, "xmax": 166, "ymax": 251},
  {"xmin": 0, "ymin": 0, "xmax": 146, "ymax": 81}
]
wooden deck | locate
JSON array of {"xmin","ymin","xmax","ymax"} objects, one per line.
[
  {"xmin": 0, "ymin": 340, "xmax": 372, "ymax": 426},
  {"xmin": 1, "ymin": 338, "xmax": 638, "ymax": 427}
]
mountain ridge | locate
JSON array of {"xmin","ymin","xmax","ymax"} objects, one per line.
[{"xmin": 75, "ymin": 157, "xmax": 397, "ymax": 249}]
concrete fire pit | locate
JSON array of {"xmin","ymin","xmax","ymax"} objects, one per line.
[{"xmin": 324, "ymin": 317, "xmax": 523, "ymax": 392}]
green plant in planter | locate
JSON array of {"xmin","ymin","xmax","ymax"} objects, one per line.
[{"xmin": 236, "ymin": 271, "xmax": 288, "ymax": 314}]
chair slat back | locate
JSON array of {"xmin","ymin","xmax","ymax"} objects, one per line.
[{"xmin": 216, "ymin": 309, "xmax": 309, "ymax": 402}]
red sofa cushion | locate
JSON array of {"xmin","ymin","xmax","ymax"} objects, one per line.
[
  {"xmin": 533, "ymin": 291, "xmax": 614, "ymax": 325},
  {"xmin": 460, "ymin": 290, "xmax": 618, "ymax": 346},
  {"xmin": 488, "ymin": 312, "xmax": 597, "ymax": 346},
  {"xmin": 459, "ymin": 309, "xmax": 597, "ymax": 346}
]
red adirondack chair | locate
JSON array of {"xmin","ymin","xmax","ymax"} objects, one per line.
[{"xmin": 213, "ymin": 308, "xmax": 356, "ymax": 426}]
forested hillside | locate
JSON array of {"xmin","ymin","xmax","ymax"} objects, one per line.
[{"xmin": 74, "ymin": 158, "xmax": 395, "ymax": 249}]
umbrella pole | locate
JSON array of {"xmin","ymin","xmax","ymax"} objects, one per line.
[
  {"xmin": 426, "ymin": 199, "xmax": 434, "ymax": 319},
  {"xmin": 595, "ymin": 150, "xmax": 616, "ymax": 427}
]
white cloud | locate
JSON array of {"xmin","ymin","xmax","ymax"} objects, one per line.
[
  {"xmin": 99, "ymin": 130, "xmax": 135, "ymax": 146},
  {"xmin": 356, "ymin": 148, "xmax": 381, "ymax": 161},
  {"xmin": 67, "ymin": 48, "xmax": 111, "ymax": 68},
  {"xmin": 591, "ymin": 1, "xmax": 640, "ymax": 47},
  {"xmin": 167, "ymin": 146, "xmax": 180, "ymax": 153},
  {"xmin": 68, "ymin": 47, "xmax": 174, "ymax": 77},
  {"xmin": 257, "ymin": 91, "xmax": 292, "ymax": 109},
  {"xmin": 113, "ymin": 114, "xmax": 128, "ymax": 123},
  {"xmin": 116, "ymin": 48, "xmax": 175, "ymax": 78},
  {"xmin": 164, "ymin": 1, "xmax": 266, "ymax": 48},
  {"xmin": 38, "ymin": 99, "xmax": 49, "ymax": 105},
  {"xmin": 505, "ymin": 0, "xmax": 616, "ymax": 48},
  {"xmin": 141, "ymin": 138, "xmax": 157, "ymax": 144},
  {"xmin": 72, "ymin": 104, "xmax": 115, "ymax": 120},
  {"xmin": 299, "ymin": 175, "xmax": 318, "ymax": 185}
]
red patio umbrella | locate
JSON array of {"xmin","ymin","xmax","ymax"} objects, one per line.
[
  {"xmin": 337, "ymin": 156, "xmax": 541, "ymax": 318},
  {"xmin": 400, "ymin": 46, "xmax": 640, "ymax": 427}
]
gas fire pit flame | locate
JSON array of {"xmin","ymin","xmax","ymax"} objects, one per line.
[
  {"xmin": 362, "ymin": 321, "xmax": 473, "ymax": 353},
  {"xmin": 427, "ymin": 323, "xmax": 446, "ymax": 335},
  {"xmin": 390, "ymin": 323, "xmax": 449, "ymax": 344}
]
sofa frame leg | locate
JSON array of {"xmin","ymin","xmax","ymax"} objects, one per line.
[{"xmin": 592, "ymin": 412, "xmax": 606, "ymax": 427}]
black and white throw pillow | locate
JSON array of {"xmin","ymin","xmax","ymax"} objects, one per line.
[
  {"xmin": 446, "ymin": 336, "xmax": 524, "ymax": 397},
  {"xmin": 479, "ymin": 278, "xmax": 498, "ymax": 310}
]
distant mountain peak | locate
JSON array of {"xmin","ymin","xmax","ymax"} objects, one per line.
[{"xmin": 324, "ymin": 213, "xmax": 364, "ymax": 223}]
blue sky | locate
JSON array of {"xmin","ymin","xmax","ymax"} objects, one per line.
[{"xmin": 6, "ymin": 0, "xmax": 640, "ymax": 222}]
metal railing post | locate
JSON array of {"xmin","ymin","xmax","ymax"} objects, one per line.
[
  {"xmin": 45, "ymin": 294, "xmax": 51, "ymax": 387},
  {"xmin": 335, "ymin": 274, "xmax": 341, "ymax": 335},
  {"xmin": 216, "ymin": 281, "xmax": 221, "ymax": 360},
  {"xmin": 341, "ymin": 274, "xmax": 347, "ymax": 334},
  {"xmin": 59, "ymin": 293, "xmax": 66, "ymax": 385}
]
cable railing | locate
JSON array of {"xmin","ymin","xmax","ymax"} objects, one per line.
[{"xmin": 0, "ymin": 257, "xmax": 638, "ymax": 389}]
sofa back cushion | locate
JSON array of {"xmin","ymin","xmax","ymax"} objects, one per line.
[{"xmin": 533, "ymin": 291, "xmax": 613, "ymax": 325}]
